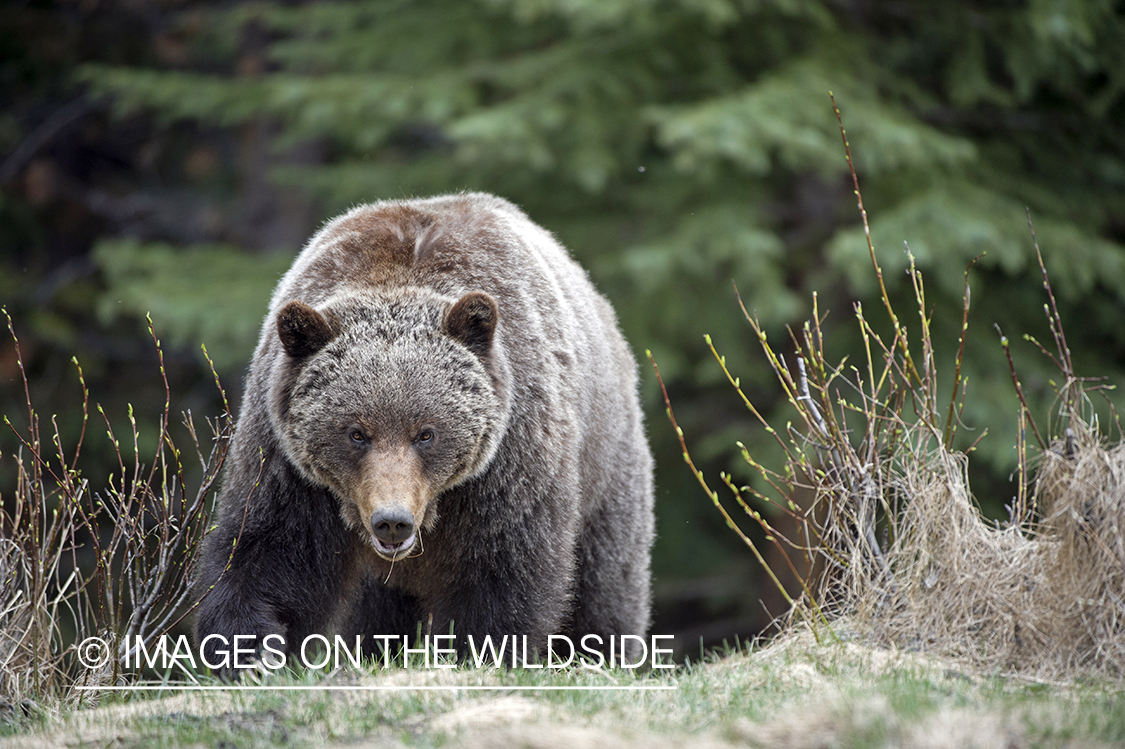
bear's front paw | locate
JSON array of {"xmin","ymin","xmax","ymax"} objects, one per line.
[
  {"xmin": 238, "ymin": 656, "xmax": 280, "ymax": 685},
  {"xmin": 211, "ymin": 651, "xmax": 285, "ymax": 683}
]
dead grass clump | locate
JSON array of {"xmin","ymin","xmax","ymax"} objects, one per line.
[
  {"xmin": 849, "ymin": 427, "xmax": 1125, "ymax": 680},
  {"xmin": 1035, "ymin": 436, "xmax": 1125, "ymax": 669}
]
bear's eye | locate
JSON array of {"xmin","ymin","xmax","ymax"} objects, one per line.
[
  {"xmin": 349, "ymin": 429, "xmax": 368, "ymax": 445},
  {"xmin": 414, "ymin": 428, "xmax": 435, "ymax": 445}
]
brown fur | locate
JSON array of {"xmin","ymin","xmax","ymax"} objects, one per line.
[{"xmin": 194, "ymin": 193, "xmax": 654, "ymax": 672}]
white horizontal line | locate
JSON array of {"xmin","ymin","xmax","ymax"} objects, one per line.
[{"xmin": 75, "ymin": 684, "xmax": 676, "ymax": 692}]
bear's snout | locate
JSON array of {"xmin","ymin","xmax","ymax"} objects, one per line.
[
  {"xmin": 370, "ymin": 506, "xmax": 417, "ymax": 559},
  {"xmin": 354, "ymin": 446, "xmax": 428, "ymax": 559},
  {"xmin": 372, "ymin": 507, "xmax": 415, "ymax": 543}
]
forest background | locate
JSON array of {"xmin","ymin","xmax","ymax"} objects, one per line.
[{"xmin": 2, "ymin": 0, "xmax": 1124, "ymax": 656}]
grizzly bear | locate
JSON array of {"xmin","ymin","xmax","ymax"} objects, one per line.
[{"xmin": 193, "ymin": 192, "xmax": 654, "ymax": 672}]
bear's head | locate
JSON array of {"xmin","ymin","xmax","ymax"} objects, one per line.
[{"xmin": 269, "ymin": 288, "xmax": 506, "ymax": 561}]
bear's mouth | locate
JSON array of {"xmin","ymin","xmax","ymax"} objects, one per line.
[{"xmin": 372, "ymin": 532, "xmax": 417, "ymax": 561}]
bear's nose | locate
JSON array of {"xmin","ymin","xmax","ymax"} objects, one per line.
[{"xmin": 371, "ymin": 507, "xmax": 415, "ymax": 544}]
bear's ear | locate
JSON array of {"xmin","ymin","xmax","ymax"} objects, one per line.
[
  {"xmin": 277, "ymin": 300, "xmax": 335, "ymax": 359},
  {"xmin": 444, "ymin": 291, "xmax": 498, "ymax": 357}
]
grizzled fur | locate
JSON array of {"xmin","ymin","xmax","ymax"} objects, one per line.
[{"xmin": 194, "ymin": 192, "xmax": 654, "ymax": 668}]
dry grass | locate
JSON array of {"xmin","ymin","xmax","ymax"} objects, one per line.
[{"xmin": 849, "ymin": 425, "xmax": 1125, "ymax": 681}]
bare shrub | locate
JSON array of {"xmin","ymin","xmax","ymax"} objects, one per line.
[
  {"xmin": 0, "ymin": 309, "xmax": 230, "ymax": 709},
  {"xmin": 0, "ymin": 465, "xmax": 79, "ymax": 706},
  {"xmin": 653, "ymin": 99, "xmax": 1125, "ymax": 682}
]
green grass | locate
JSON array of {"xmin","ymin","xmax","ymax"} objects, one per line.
[{"xmin": 3, "ymin": 631, "xmax": 1122, "ymax": 748}]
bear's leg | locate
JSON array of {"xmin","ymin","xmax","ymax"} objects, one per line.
[
  {"xmin": 195, "ymin": 459, "xmax": 355, "ymax": 676},
  {"xmin": 568, "ymin": 477, "xmax": 654, "ymax": 664}
]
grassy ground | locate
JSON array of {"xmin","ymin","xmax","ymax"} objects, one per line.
[{"xmin": 2, "ymin": 628, "xmax": 1122, "ymax": 748}]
